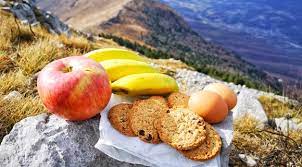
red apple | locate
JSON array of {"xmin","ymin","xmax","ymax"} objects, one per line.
[{"xmin": 37, "ymin": 56, "xmax": 111, "ymax": 121}]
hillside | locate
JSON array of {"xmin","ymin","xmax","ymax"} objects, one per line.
[
  {"xmin": 160, "ymin": 0, "xmax": 302, "ymax": 89},
  {"xmin": 36, "ymin": 0, "xmax": 281, "ymax": 93}
]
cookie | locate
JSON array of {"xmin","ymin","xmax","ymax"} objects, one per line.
[
  {"xmin": 129, "ymin": 97, "xmax": 168, "ymax": 144},
  {"xmin": 180, "ymin": 123, "xmax": 222, "ymax": 161},
  {"xmin": 156, "ymin": 108, "xmax": 207, "ymax": 150},
  {"xmin": 108, "ymin": 103, "xmax": 135, "ymax": 136},
  {"xmin": 149, "ymin": 96, "xmax": 169, "ymax": 108},
  {"xmin": 167, "ymin": 92, "xmax": 189, "ymax": 108}
]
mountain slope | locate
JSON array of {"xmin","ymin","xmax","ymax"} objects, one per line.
[
  {"xmin": 37, "ymin": 0, "xmax": 132, "ymax": 30},
  {"xmin": 160, "ymin": 0, "xmax": 302, "ymax": 82},
  {"xmin": 36, "ymin": 0, "xmax": 280, "ymax": 91}
]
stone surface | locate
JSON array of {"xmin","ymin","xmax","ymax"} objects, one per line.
[
  {"xmin": 11, "ymin": 1, "xmax": 37, "ymax": 24},
  {"xmin": 238, "ymin": 154, "xmax": 257, "ymax": 167},
  {"xmin": 274, "ymin": 117, "xmax": 302, "ymax": 134},
  {"xmin": 174, "ymin": 69, "xmax": 296, "ymax": 104},
  {"xmin": 0, "ymin": 0, "xmax": 7, "ymax": 6},
  {"xmin": 0, "ymin": 114, "xmax": 142, "ymax": 167},
  {"xmin": 232, "ymin": 89, "xmax": 268, "ymax": 125},
  {"xmin": 3, "ymin": 91, "xmax": 23, "ymax": 101},
  {"xmin": 3, "ymin": 0, "xmax": 70, "ymax": 35}
]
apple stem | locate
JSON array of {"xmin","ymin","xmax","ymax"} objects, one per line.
[{"xmin": 62, "ymin": 66, "xmax": 73, "ymax": 73}]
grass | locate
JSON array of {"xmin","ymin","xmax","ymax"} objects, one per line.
[
  {"xmin": 230, "ymin": 97, "xmax": 302, "ymax": 166},
  {"xmin": 0, "ymin": 11, "xmax": 119, "ymax": 141},
  {"xmin": 0, "ymin": 95, "xmax": 46, "ymax": 140},
  {"xmin": 259, "ymin": 95, "xmax": 302, "ymax": 122},
  {"xmin": 0, "ymin": 70, "xmax": 28, "ymax": 95}
]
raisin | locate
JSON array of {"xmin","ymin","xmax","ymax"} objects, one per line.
[
  {"xmin": 139, "ymin": 130, "xmax": 145, "ymax": 136},
  {"xmin": 146, "ymin": 134, "xmax": 153, "ymax": 141},
  {"xmin": 166, "ymin": 110, "xmax": 170, "ymax": 113}
]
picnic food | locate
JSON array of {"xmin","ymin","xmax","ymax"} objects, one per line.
[
  {"xmin": 204, "ymin": 83, "xmax": 237, "ymax": 110},
  {"xmin": 149, "ymin": 96, "xmax": 169, "ymax": 108},
  {"xmin": 129, "ymin": 97, "xmax": 168, "ymax": 143},
  {"xmin": 37, "ymin": 56, "xmax": 111, "ymax": 121},
  {"xmin": 167, "ymin": 92, "xmax": 189, "ymax": 108},
  {"xmin": 180, "ymin": 123, "xmax": 222, "ymax": 161},
  {"xmin": 84, "ymin": 48, "xmax": 146, "ymax": 62},
  {"xmin": 108, "ymin": 103, "xmax": 136, "ymax": 136},
  {"xmin": 156, "ymin": 108, "xmax": 207, "ymax": 150},
  {"xmin": 108, "ymin": 92, "xmax": 224, "ymax": 162},
  {"xmin": 188, "ymin": 91, "xmax": 228, "ymax": 124},
  {"xmin": 100, "ymin": 59, "xmax": 158, "ymax": 81},
  {"xmin": 111, "ymin": 73, "xmax": 179, "ymax": 96}
]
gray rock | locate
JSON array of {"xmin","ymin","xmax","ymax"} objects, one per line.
[
  {"xmin": 3, "ymin": 91, "xmax": 23, "ymax": 101},
  {"xmin": 0, "ymin": 114, "xmax": 142, "ymax": 167},
  {"xmin": 274, "ymin": 117, "xmax": 302, "ymax": 134},
  {"xmin": 11, "ymin": 1, "xmax": 38, "ymax": 24},
  {"xmin": 38, "ymin": 10, "xmax": 70, "ymax": 35},
  {"xmin": 232, "ymin": 89, "xmax": 268, "ymax": 125},
  {"xmin": 4, "ymin": 0, "xmax": 70, "ymax": 35},
  {"xmin": 238, "ymin": 154, "xmax": 257, "ymax": 167}
]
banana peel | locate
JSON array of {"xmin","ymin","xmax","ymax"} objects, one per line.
[
  {"xmin": 111, "ymin": 73, "xmax": 179, "ymax": 96},
  {"xmin": 84, "ymin": 48, "xmax": 146, "ymax": 62},
  {"xmin": 101, "ymin": 59, "xmax": 158, "ymax": 81}
]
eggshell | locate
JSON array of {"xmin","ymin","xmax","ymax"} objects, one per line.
[
  {"xmin": 204, "ymin": 83, "xmax": 237, "ymax": 110},
  {"xmin": 188, "ymin": 91, "xmax": 228, "ymax": 124}
]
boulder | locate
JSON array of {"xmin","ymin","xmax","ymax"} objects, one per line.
[
  {"xmin": 11, "ymin": 1, "xmax": 38, "ymax": 24},
  {"xmin": 3, "ymin": 0, "xmax": 70, "ymax": 35},
  {"xmin": 38, "ymin": 10, "xmax": 70, "ymax": 35},
  {"xmin": 232, "ymin": 89, "xmax": 268, "ymax": 125},
  {"xmin": 0, "ymin": 114, "xmax": 142, "ymax": 167}
]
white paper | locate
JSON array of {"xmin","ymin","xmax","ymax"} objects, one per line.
[{"xmin": 95, "ymin": 94, "xmax": 233, "ymax": 167}]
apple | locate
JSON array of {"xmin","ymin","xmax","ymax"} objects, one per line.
[{"xmin": 37, "ymin": 56, "xmax": 111, "ymax": 121}]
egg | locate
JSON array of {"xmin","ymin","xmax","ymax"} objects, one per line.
[
  {"xmin": 188, "ymin": 91, "xmax": 228, "ymax": 124},
  {"xmin": 203, "ymin": 83, "xmax": 237, "ymax": 110}
]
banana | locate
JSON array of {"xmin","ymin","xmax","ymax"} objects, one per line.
[
  {"xmin": 84, "ymin": 48, "xmax": 146, "ymax": 62},
  {"xmin": 101, "ymin": 59, "xmax": 158, "ymax": 82},
  {"xmin": 111, "ymin": 73, "xmax": 179, "ymax": 96}
]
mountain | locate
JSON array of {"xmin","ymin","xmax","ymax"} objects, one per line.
[
  {"xmin": 36, "ymin": 0, "xmax": 132, "ymax": 30},
  {"xmin": 159, "ymin": 0, "xmax": 302, "ymax": 83},
  {"xmin": 36, "ymin": 0, "xmax": 280, "ymax": 91}
]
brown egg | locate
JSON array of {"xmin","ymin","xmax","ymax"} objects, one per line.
[
  {"xmin": 204, "ymin": 83, "xmax": 237, "ymax": 110},
  {"xmin": 188, "ymin": 91, "xmax": 228, "ymax": 124}
]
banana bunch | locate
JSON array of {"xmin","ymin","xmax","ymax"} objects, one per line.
[{"xmin": 84, "ymin": 48, "xmax": 179, "ymax": 96}]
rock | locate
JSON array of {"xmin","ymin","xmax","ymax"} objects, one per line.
[
  {"xmin": 238, "ymin": 154, "xmax": 257, "ymax": 167},
  {"xmin": 11, "ymin": 1, "xmax": 38, "ymax": 24},
  {"xmin": 232, "ymin": 89, "xmax": 268, "ymax": 125},
  {"xmin": 0, "ymin": 0, "xmax": 6, "ymax": 6},
  {"xmin": 39, "ymin": 10, "xmax": 70, "ymax": 35},
  {"xmin": 0, "ymin": 114, "xmax": 142, "ymax": 167},
  {"xmin": 3, "ymin": 91, "xmax": 23, "ymax": 101},
  {"xmin": 3, "ymin": 0, "xmax": 70, "ymax": 35},
  {"xmin": 274, "ymin": 117, "xmax": 302, "ymax": 134}
]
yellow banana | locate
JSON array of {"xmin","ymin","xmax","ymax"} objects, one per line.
[
  {"xmin": 101, "ymin": 59, "xmax": 158, "ymax": 82},
  {"xmin": 83, "ymin": 48, "xmax": 146, "ymax": 62},
  {"xmin": 111, "ymin": 73, "xmax": 179, "ymax": 96}
]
